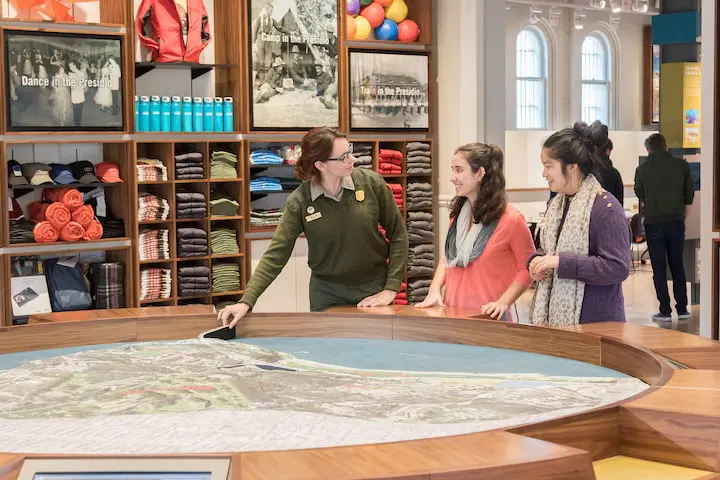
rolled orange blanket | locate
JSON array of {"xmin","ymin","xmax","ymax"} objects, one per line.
[
  {"xmin": 59, "ymin": 221, "xmax": 85, "ymax": 242},
  {"xmin": 44, "ymin": 188, "xmax": 84, "ymax": 210},
  {"xmin": 71, "ymin": 204, "xmax": 95, "ymax": 228},
  {"xmin": 28, "ymin": 201, "xmax": 49, "ymax": 222},
  {"xmin": 33, "ymin": 221, "xmax": 59, "ymax": 243},
  {"xmin": 83, "ymin": 219, "xmax": 103, "ymax": 241},
  {"xmin": 45, "ymin": 202, "xmax": 71, "ymax": 230}
]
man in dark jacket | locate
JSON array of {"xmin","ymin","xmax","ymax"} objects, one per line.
[
  {"xmin": 634, "ymin": 133, "xmax": 694, "ymax": 321},
  {"xmin": 598, "ymin": 139, "xmax": 624, "ymax": 206}
]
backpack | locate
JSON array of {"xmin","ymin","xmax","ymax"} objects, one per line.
[{"xmin": 136, "ymin": 0, "xmax": 211, "ymax": 63}]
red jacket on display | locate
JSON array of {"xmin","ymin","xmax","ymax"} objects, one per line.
[{"xmin": 136, "ymin": 0, "xmax": 211, "ymax": 63}]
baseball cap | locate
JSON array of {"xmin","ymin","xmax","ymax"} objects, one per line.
[
  {"xmin": 50, "ymin": 163, "xmax": 76, "ymax": 185},
  {"xmin": 95, "ymin": 162, "xmax": 124, "ymax": 183},
  {"xmin": 21, "ymin": 162, "xmax": 54, "ymax": 185},
  {"xmin": 69, "ymin": 160, "xmax": 100, "ymax": 183},
  {"xmin": 7, "ymin": 160, "xmax": 28, "ymax": 186}
]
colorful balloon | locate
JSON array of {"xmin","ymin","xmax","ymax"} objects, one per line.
[
  {"xmin": 375, "ymin": 0, "xmax": 392, "ymax": 5},
  {"xmin": 346, "ymin": 14, "xmax": 357, "ymax": 39},
  {"xmin": 360, "ymin": 2, "xmax": 385, "ymax": 28},
  {"xmin": 354, "ymin": 15, "xmax": 372, "ymax": 40},
  {"xmin": 397, "ymin": 19, "xmax": 419, "ymax": 42},
  {"xmin": 375, "ymin": 19, "xmax": 398, "ymax": 41},
  {"xmin": 346, "ymin": 0, "xmax": 360, "ymax": 16},
  {"xmin": 360, "ymin": 0, "xmax": 373, "ymax": 5},
  {"xmin": 384, "ymin": 0, "xmax": 408, "ymax": 23}
]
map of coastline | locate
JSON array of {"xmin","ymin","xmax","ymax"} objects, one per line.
[{"xmin": 0, "ymin": 339, "xmax": 648, "ymax": 453}]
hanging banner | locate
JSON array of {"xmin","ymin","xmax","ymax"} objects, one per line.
[{"xmin": 660, "ymin": 62, "xmax": 701, "ymax": 149}]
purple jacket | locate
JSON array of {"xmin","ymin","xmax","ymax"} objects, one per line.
[{"xmin": 530, "ymin": 193, "xmax": 631, "ymax": 323}]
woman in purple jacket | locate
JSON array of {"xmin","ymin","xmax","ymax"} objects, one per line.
[{"xmin": 528, "ymin": 121, "xmax": 631, "ymax": 325}]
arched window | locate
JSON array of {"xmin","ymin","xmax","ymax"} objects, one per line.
[
  {"xmin": 516, "ymin": 27, "xmax": 547, "ymax": 129},
  {"xmin": 581, "ymin": 33, "xmax": 611, "ymax": 125}
]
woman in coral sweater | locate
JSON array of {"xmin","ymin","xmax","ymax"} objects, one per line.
[{"xmin": 416, "ymin": 143, "xmax": 535, "ymax": 320}]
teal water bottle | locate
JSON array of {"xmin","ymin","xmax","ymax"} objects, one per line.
[
  {"xmin": 134, "ymin": 95, "xmax": 140, "ymax": 131},
  {"xmin": 192, "ymin": 96, "xmax": 204, "ymax": 132},
  {"xmin": 203, "ymin": 96, "xmax": 214, "ymax": 132},
  {"xmin": 149, "ymin": 95, "xmax": 161, "ymax": 132},
  {"xmin": 171, "ymin": 96, "xmax": 182, "ymax": 132},
  {"xmin": 160, "ymin": 96, "xmax": 171, "ymax": 132},
  {"xmin": 182, "ymin": 96, "xmax": 193, "ymax": 132},
  {"xmin": 223, "ymin": 97, "xmax": 234, "ymax": 133},
  {"xmin": 139, "ymin": 95, "xmax": 150, "ymax": 132},
  {"xmin": 214, "ymin": 97, "xmax": 224, "ymax": 132}
]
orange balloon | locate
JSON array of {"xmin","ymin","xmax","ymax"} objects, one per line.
[
  {"xmin": 375, "ymin": 0, "xmax": 392, "ymax": 5},
  {"xmin": 346, "ymin": 14, "xmax": 357, "ymax": 40},
  {"xmin": 360, "ymin": 2, "xmax": 385, "ymax": 28}
]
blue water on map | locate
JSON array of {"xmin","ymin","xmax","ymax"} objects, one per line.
[{"xmin": 0, "ymin": 337, "xmax": 628, "ymax": 378}]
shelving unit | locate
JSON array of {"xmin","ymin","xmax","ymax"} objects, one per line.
[
  {"xmin": 0, "ymin": 0, "xmax": 435, "ymax": 323},
  {"xmin": 132, "ymin": 140, "xmax": 246, "ymax": 309}
]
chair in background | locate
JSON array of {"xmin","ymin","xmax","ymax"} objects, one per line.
[{"xmin": 629, "ymin": 213, "xmax": 648, "ymax": 270}]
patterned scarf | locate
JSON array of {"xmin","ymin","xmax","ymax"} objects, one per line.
[
  {"xmin": 445, "ymin": 199, "xmax": 499, "ymax": 268},
  {"xmin": 530, "ymin": 174, "xmax": 602, "ymax": 326}
]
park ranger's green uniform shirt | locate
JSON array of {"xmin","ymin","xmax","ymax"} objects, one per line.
[{"xmin": 240, "ymin": 168, "xmax": 409, "ymax": 308}]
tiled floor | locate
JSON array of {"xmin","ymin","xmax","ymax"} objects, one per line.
[{"xmin": 515, "ymin": 262, "xmax": 700, "ymax": 335}]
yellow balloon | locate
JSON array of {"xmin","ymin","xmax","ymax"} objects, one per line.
[
  {"xmin": 384, "ymin": 0, "xmax": 408, "ymax": 23},
  {"xmin": 354, "ymin": 15, "xmax": 371, "ymax": 40}
]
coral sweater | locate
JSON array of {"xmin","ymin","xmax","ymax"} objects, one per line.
[{"xmin": 443, "ymin": 206, "xmax": 535, "ymax": 319}]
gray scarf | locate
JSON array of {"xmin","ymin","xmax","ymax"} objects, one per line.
[{"xmin": 445, "ymin": 200, "xmax": 499, "ymax": 267}]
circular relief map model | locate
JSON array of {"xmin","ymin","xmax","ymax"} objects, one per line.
[{"xmin": 0, "ymin": 338, "xmax": 648, "ymax": 454}]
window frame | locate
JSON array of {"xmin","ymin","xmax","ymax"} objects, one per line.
[{"xmin": 515, "ymin": 26, "xmax": 548, "ymax": 130}]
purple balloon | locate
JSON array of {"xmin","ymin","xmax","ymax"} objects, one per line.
[{"xmin": 347, "ymin": 0, "xmax": 360, "ymax": 16}]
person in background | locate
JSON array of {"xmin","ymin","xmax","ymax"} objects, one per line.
[
  {"xmin": 218, "ymin": 127, "xmax": 408, "ymax": 327},
  {"xmin": 597, "ymin": 138, "xmax": 624, "ymax": 206},
  {"xmin": 415, "ymin": 143, "xmax": 535, "ymax": 321},
  {"xmin": 528, "ymin": 121, "xmax": 631, "ymax": 325},
  {"xmin": 634, "ymin": 133, "xmax": 694, "ymax": 321}
]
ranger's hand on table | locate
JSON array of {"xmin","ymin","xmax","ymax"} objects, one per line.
[
  {"xmin": 357, "ymin": 289, "xmax": 397, "ymax": 307},
  {"xmin": 218, "ymin": 302, "xmax": 250, "ymax": 328}
]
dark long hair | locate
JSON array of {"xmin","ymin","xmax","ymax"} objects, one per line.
[
  {"xmin": 543, "ymin": 120, "xmax": 608, "ymax": 178},
  {"xmin": 449, "ymin": 143, "xmax": 507, "ymax": 225},
  {"xmin": 295, "ymin": 126, "xmax": 347, "ymax": 181}
]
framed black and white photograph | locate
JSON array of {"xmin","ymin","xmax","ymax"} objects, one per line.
[
  {"xmin": 349, "ymin": 49, "xmax": 429, "ymax": 132},
  {"xmin": 248, "ymin": 0, "xmax": 338, "ymax": 131},
  {"xmin": 3, "ymin": 28, "xmax": 125, "ymax": 132}
]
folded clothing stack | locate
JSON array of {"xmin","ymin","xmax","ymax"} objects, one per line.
[
  {"xmin": 387, "ymin": 182, "xmax": 404, "ymax": 209},
  {"xmin": 378, "ymin": 149, "xmax": 403, "ymax": 175},
  {"xmin": 99, "ymin": 217, "xmax": 125, "ymax": 238},
  {"xmin": 175, "ymin": 152, "xmax": 204, "ymax": 180},
  {"xmin": 138, "ymin": 192, "xmax": 170, "ymax": 221},
  {"xmin": 407, "ymin": 238, "xmax": 435, "ymax": 274},
  {"xmin": 210, "ymin": 228, "xmax": 239, "ymax": 255},
  {"xmin": 394, "ymin": 282, "xmax": 408, "ymax": 305},
  {"xmin": 212, "ymin": 262, "xmax": 242, "ymax": 293},
  {"xmin": 177, "ymin": 227, "xmax": 208, "ymax": 258},
  {"xmin": 249, "ymin": 149, "xmax": 284, "ymax": 166},
  {"xmin": 211, "ymin": 150, "xmax": 238, "ymax": 179},
  {"xmin": 178, "ymin": 265, "xmax": 211, "ymax": 297},
  {"xmin": 137, "ymin": 158, "xmax": 168, "ymax": 182},
  {"xmin": 89, "ymin": 262, "xmax": 125, "ymax": 309},
  {"xmin": 407, "ymin": 211, "xmax": 434, "ymax": 244},
  {"xmin": 210, "ymin": 192, "xmax": 240, "ymax": 217},
  {"xmin": 251, "ymin": 208, "xmax": 282, "ymax": 228},
  {"xmin": 406, "ymin": 142, "xmax": 432, "ymax": 176},
  {"xmin": 407, "ymin": 181, "xmax": 433, "ymax": 210},
  {"xmin": 250, "ymin": 176, "xmax": 282, "ymax": 192},
  {"xmin": 138, "ymin": 228, "xmax": 170, "ymax": 261},
  {"xmin": 140, "ymin": 267, "xmax": 172, "ymax": 301},
  {"xmin": 408, "ymin": 278, "xmax": 432, "ymax": 304},
  {"xmin": 353, "ymin": 143, "xmax": 373, "ymax": 170},
  {"xmin": 10, "ymin": 219, "xmax": 34, "ymax": 244},
  {"xmin": 176, "ymin": 191, "xmax": 207, "ymax": 219}
]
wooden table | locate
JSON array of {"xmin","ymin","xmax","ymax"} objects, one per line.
[{"xmin": 1, "ymin": 306, "xmax": 720, "ymax": 479}]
